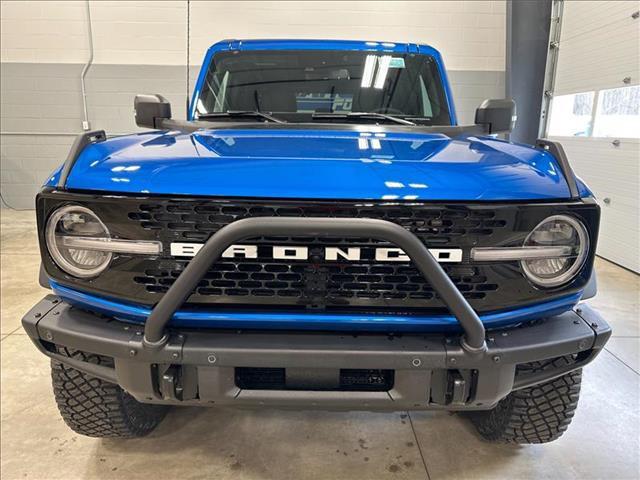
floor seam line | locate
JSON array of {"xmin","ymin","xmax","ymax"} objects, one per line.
[
  {"xmin": 407, "ymin": 411, "xmax": 431, "ymax": 480},
  {"xmin": 1, "ymin": 325, "xmax": 25, "ymax": 339},
  {"xmin": 604, "ymin": 347, "xmax": 639, "ymax": 376}
]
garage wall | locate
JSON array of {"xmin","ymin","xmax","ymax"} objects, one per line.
[
  {"xmin": 1, "ymin": 0, "xmax": 506, "ymax": 209},
  {"xmin": 547, "ymin": 0, "xmax": 639, "ymax": 272},
  {"xmin": 553, "ymin": 1, "xmax": 639, "ymax": 96},
  {"xmin": 0, "ymin": 1, "xmax": 188, "ymax": 209}
]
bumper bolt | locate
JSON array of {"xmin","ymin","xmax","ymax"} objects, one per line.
[
  {"xmin": 34, "ymin": 313, "xmax": 42, "ymax": 318},
  {"xmin": 578, "ymin": 340, "xmax": 588, "ymax": 350},
  {"xmin": 591, "ymin": 322, "xmax": 598, "ymax": 329},
  {"xmin": 172, "ymin": 352, "xmax": 179, "ymax": 359},
  {"xmin": 492, "ymin": 355, "xmax": 501, "ymax": 363},
  {"xmin": 44, "ymin": 331, "xmax": 53, "ymax": 341},
  {"xmin": 129, "ymin": 349, "xmax": 136, "ymax": 357},
  {"xmin": 449, "ymin": 358, "xmax": 457, "ymax": 364},
  {"xmin": 412, "ymin": 358, "xmax": 422, "ymax": 367},
  {"xmin": 207, "ymin": 354, "xmax": 217, "ymax": 364}
]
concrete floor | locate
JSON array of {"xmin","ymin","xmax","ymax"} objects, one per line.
[{"xmin": 1, "ymin": 208, "xmax": 638, "ymax": 480}]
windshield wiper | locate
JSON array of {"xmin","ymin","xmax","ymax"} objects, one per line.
[
  {"xmin": 197, "ymin": 110, "xmax": 286, "ymax": 123},
  {"xmin": 402, "ymin": 116, "xmax": 435, "ymax": 124},
  {"xmin": 312, "ymin": 112, "xmax": 416, "ymax": 126}
]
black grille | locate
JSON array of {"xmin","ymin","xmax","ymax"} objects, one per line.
[
  {"xmin": 129, "ymin": 201, "xmax": 507, "ymax": 244},
  {"xmin": 126, "ymin": 200, "xmax": 506, "ymax": 311},
  {"xmin": 37, "ymin": 191, "xmax": 599, "ymax": 315},
  {"xmin": 133, "ymin": 261, "xmax": 497, "ymax": 304}
]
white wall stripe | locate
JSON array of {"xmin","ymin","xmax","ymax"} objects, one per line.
[{"xmin": 1, "ymin": 0, "xmax": 506, "ymax": 71}]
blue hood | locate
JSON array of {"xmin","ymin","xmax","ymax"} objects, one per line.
[{"xmin": 57, "ymin": 128, "xmax": 573, "ymax": 201}]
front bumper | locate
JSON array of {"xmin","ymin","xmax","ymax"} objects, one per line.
[{"xmin": 23, "ymin": 296, "xmax": 611, "ymax": 411}]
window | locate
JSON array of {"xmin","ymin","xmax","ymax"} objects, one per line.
[
  {"xmin": 195, "ymin": 50, "xmax": 452, "ymax": 125},
  {"xmin": 548, "ymin": 85, "xmax": 640, "ymax": 139},
  {"xmin": 548, "ymin": 92, "xmax": 595, "ymax": 137},
  {"xmin": 593, "ymin": 85, "xmax": 640, "ymax": 138}
]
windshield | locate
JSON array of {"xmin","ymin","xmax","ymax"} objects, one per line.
[{"xmin": 195, "ymin": 50, "xmax": 452, "ymax": 125}]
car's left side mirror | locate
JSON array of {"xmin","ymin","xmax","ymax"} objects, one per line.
[
  {"xmin": 475, "ymin": 98, "xmax": 517, "ymax": 134},
  {"xmin": 134, "ymin": 94, "xmax": 172, "ymax": 129}
]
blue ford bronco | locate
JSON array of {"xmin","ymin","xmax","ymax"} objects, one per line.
[{"xmin": 23, "ymin": 39, "xmax": 611, "ymax": 443}]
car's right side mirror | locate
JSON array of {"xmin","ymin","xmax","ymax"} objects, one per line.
[
  {"xmin": 134, "ymin": 94, "xmax": 172, "ymax": 129},
  {"xmin": 475, "ymin": 98, "xmax": 517, "ymax": 134}
]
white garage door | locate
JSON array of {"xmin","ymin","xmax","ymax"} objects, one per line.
[{"xmin": 547, "ymin": 1, "xmax": 640, "ymax": 273}]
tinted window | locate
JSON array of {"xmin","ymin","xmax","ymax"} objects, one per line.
[{"xmin": 196, "ymin": 50, "xmax": 452, "ymax": 124}]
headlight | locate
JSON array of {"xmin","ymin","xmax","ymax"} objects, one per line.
[
  {"xmin": 521, "ymin": 215, "xmax": 589, "ymax": 287},
  {"xmin": 46, "ymin": 206, "xmax": 113, "ymax": 278},
  {"xmin": 45, "ymin": 205, "xmax": 163, "ymax": 278}
]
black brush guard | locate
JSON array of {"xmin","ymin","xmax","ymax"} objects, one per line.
[{"xmin": 141, "ymin": 217, "xmax": 488, "ymax": 354}]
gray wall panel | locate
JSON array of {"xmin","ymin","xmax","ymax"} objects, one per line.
[
  {"xmin": 0, "ymin": 63, "xmax": 84, "ymax": 133},
  {"xmin": 449, "ymin": 70, "xmax": 505, "ymax": 125},
  {"xmin": 86, "ymin": 64, "xmax": 188, "ymax": 131},
  {"xmin": 1, "ymin": 134, "xmax": 75, "ymax": 209},
  {"xmin": 1, "ymin": 62, "xmax": 504, "ymax": 209}
]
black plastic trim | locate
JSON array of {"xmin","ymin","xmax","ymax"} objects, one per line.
[
  {"xmin": 158, "ymin": 117, "xmax": 487, "ymax": 136},
  {"xmin": 57, "ymin": 130, "xmax": 106, "ymax": 189},
  {"xmin": 38, "ymin": 185, "xmax": 591, "ymax": 205},
  {"xmin": 38, "ymin": 263, "xmax": 51, "ymax": 289},
  {"xmin": 536, "ymin": 139, "xmax": 580, "ymax": 199}
]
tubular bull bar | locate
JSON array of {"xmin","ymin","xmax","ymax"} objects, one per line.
[{"xmin": 141, "ymin": 217, "xmax": 488, "ymax": 353}]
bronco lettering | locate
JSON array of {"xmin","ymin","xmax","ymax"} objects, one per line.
[{"xmin": 171, "ymin": 242, "xmax": 463, "ymax": 263}]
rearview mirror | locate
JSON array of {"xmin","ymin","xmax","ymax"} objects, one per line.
[
  {"xmin": 475, "ymin": 99, "xmax": 516, "ymax": 134},
  {"xmin": 134, "ymin": 94, "xmax": 171, "ymax": 129}
]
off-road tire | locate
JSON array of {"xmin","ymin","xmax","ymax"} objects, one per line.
[
  {"xmin": 51, "ymin": 349, "xmax": 168, "ymax": 438},
  {"xmin": 469, "ymin": 366, "xmax": 582, "ymax": 444}
]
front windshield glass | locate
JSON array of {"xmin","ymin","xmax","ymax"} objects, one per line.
[{"xmin": 195, "ymin": 50, "xmax": 452, "ymax": 124}]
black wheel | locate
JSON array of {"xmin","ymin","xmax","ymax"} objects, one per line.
[
  {"xmin": 469, "ymin": 365, "xmax": 582, "ymax": 444},
  {"xmin": 51, "ymin": 349, "xmax": 168, "ymax": 438}
]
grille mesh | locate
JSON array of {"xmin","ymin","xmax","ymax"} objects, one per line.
[
  {"xmin": 127, "ymin": 200, "xmax": 507, "ymax": 310},
  {"xmin": 133, "ymin": 260, "xmax": 497, "ymax": 302},
  {"xmin": 129, "ymin": 202, "xmax": 507, "ymax": 244}
]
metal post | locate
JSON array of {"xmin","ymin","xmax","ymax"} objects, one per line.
[
  {"xmin": 539, "ymin": 0, "xmax": 565, "ymax": 138},
  {"xmin": 80, "ymin": 0, "xmax": 95, "ymax": 131},
  {"xmin": 506, "ymin": 0, "xmax": 554, "ymax": 145}
]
